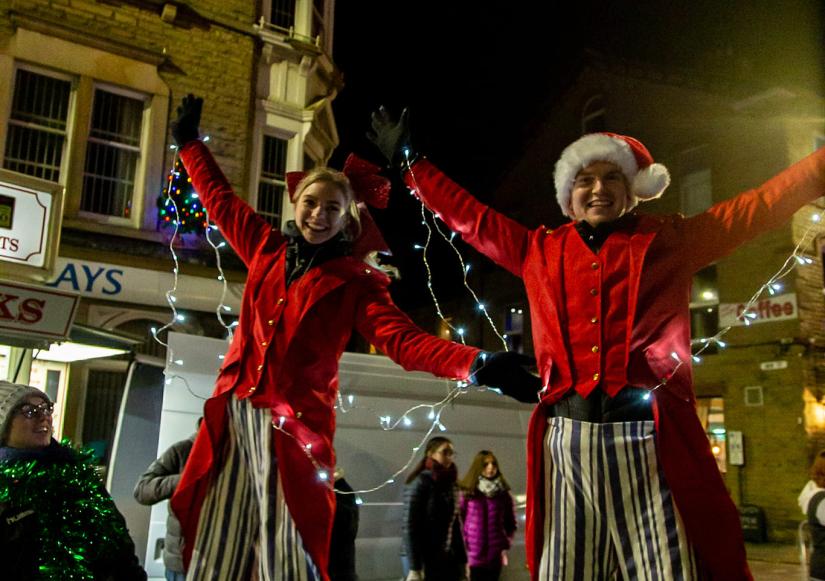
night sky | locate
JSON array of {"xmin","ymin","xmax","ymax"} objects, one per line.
[{"xmin": 330, "ymin": 0, "xmax": 824, "ymax": 309}]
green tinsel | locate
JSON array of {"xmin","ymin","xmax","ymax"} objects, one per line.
[{"xmin": 0, "ymin": 440, "xmax": 132, "ymax": 580}]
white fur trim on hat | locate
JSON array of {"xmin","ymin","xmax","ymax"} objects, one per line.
[
  {"xmin": 632, "ymin": 163, "xmax": 671, "ymax": 202},
  {"xmin": 553, "ymin": 133, "xmax": 670, "ymax": 218}
]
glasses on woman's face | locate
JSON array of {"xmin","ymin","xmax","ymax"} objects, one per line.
[
  {"xmin": 436, "ymin": 447, "xmax": 456, "ymax": 458},
  {"xmin": 17, "ymin": 402, "xmax": 54, "ymax": 420}
]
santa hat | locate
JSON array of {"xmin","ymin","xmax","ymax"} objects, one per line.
[{"xmin": 553, "ymin": 132, "xmax": 671, "ymax": 218}]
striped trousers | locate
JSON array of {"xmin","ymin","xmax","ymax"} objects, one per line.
[
  {"xmin": 538, "ymin": 417, "xmax": 698, "ymax": 581},
  {"xmin": 187, "ymin": 396, "xmax": 321, "ymax": 581}
]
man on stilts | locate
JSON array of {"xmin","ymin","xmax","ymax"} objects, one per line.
[{"xmin": 369, "ymin": 110, "xmax": 825, "ymax": 580}]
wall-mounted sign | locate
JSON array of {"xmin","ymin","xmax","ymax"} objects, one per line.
[
  {"xmin": 760, "ymin": 360, "xmax": 788, "ymax": 371},
  {"xmin": 728, "ymin": 430, "xmax": 744, "ymax": 466},
  {"xmin": 0, "ymin": 279, "xmax": 80, "ymax": 342},
  {"xmin": 46, "ymin": 257, "xmax": 244, "ymax": 313},
  {"xmin": 718, "ymin": 293, "xmax": 797, "ymax": 327},
  {"xmin": 0, "ymin": 170, "xmax": 64, "ymax": 281}
]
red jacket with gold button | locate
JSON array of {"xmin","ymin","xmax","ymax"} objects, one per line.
[
  {"xmin": 404, "ymin": 148, "xmax": 825, "ymax": 581},
  {"xmin": 170, "ymin": 142, "xmax": 480, "ymax": 578}
]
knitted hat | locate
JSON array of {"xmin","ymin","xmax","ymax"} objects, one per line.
[
  {"xmin": 553, "ymin": 132, "xmax": 671, "ymax": 218},
  {"xmin": 0, "ymin": 381, "xmax": 49, "ymax": 445}
]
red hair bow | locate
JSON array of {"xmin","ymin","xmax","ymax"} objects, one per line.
[
  {"xmin": 286, "ymin": 154, "xmax": 390, "ymax": 209},
  {"xmin": 285, "ymin": 154, "xmax": 392, "ymax": 260}
]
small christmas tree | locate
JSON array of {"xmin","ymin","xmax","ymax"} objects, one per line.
[{"xmin": 157, "ymin": 158, "xmax": 208, "ymax": 234}]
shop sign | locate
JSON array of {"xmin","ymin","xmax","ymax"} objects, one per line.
[
  {"xmin": 718, "ymin": 293, "xmax": 797, "ymax": 327},
  {"xmin": 0, "ymin": 171, "xmax": 64, "ymax": 281},
  {"xmin": 46, "ymin": 257, "xmax": 243, "ymax": 313},
  {"xmin": 0, "ymin": 279, "xmax": 80, "ymax": 341}
]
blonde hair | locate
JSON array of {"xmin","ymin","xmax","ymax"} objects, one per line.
[
  {"xmin": 292, "ymin": 167, "xmax": 361, "ymax": 241},
  {"xmin": 291, "ymin": 166, "xmax": 401, "ymax": 278}
]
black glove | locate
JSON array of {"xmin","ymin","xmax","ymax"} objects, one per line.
[
  {"xmin": 171, "ymin": 94, "xmax": 203, "ymax": 148},
  {"xmin": 471, "ymin": 351, "xmax": 542, "ymax": 404},
  {"xmin": 367, "ymin": 106, "xmax": 415, "ymax": 167}
]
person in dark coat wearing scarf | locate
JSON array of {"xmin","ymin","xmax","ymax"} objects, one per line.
[
  {"xmin": 0, "ymin": 381, "xmax": 146, "ymax": 580},
  {"xmin": 402, "ymin": 437, "xmax": 467, "ymax": 581},
  {"xmin": 134, "ymin": 418, "xmax": 201, "ymax": 581},
  {"xmin": 458, "ymin": 451, "xmax": 516, "ymax": 581}
]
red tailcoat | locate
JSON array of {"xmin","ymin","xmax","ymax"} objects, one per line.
[
  {"xmin": 404, "ymin": 149, "xmax": 825, "ymax": 581},
  {"xmin": 170, "ymin": 142, "xmax": 480, "ymax": 578}
]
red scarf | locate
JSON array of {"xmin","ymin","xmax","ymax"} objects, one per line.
[{"xmin": 424, "ymin": 457, "xmax": 458, "ymax": 483}]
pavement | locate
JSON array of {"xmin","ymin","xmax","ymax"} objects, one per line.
[{"xmin": 746, "ymin": 542, "xmax": 806, "ymax": 581}]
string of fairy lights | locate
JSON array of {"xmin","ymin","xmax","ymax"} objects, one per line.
[
  {"xmin": 154, "ymin": 138, "xmax": 824, "ymax": 496},
  {"xmin": 152, "ymin": 141, "xmax": 499, "ymax": 496}
]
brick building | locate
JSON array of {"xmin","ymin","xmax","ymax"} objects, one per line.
[{"xmin": 0, "ymin": 0, "xmax": 340, "ymax": 465}]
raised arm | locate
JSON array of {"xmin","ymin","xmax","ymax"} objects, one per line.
[
  {"xmin": 368, "ymin": 108, "xmax": 531, "ymax": 277},
  {"xmin": 172, "ymin": 95, "xmax": 276, "ymax": 266},
  {"xmin": 354, "ymin": 277, "xmax": 479, "ymax": 379},
  {"xmin": 679, "ymin": 146, "xmax": 825, "ymax": 272},
  {"xmin": 354, "ymin": 275, "xmax": 542, "ymax": 400}
]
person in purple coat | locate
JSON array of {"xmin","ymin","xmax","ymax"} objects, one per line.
[{"xmin": 459, "ymin": 451, "xmax": 517, "ymax": 581}]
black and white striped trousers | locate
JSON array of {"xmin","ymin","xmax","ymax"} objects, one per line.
[
  {"xmin": 539, "ymin": 417, "xmax": 698, "ymax": 581},
  {"xmin": 187, "ymin": 396, "xmax": 321, "ymax": 581}
]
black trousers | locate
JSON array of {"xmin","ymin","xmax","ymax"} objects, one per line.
[{"xmin": 469, "ymin": 563, "xmax": 501, "ymax": 581}]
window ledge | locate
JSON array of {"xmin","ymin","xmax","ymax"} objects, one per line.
[{"xmin": 62, "ymin": 218, "xmax": 166, "ymax": 243}]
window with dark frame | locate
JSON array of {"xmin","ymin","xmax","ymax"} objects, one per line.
[
  {"xmin": 3, "ymin": 68, "xmax": 71, "ymax": 182},
  {"xmin": 690, "ymin": 265, "xmax": 720, "ymax": 350},
  {"xmin": 269, "ymin": 0, "xmax": 296, "ymax": 29},
  {"xmin": 504, "ymin": 306, "xmax": 525, "ymax": 354},
  {"xmin": 311, "ymin": 0, "xmax": 326, "ymax": 42},
  {"xmin": 258, "ymin": 135, "xmax": 288, "ymax": 227},
  {"xmin": 80, "ymin": 88, "xmax": 145, "ymax": 218}
]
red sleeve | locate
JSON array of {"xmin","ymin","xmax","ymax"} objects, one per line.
[
  {"xmin": 354, "ymin": 276, "xmax": 480, "ymax": 379},
  {"xmin": 679, "ymin": 146, "xmax": 825, "ymax": 272},
  {"xmin": 404, "ymin": 159, "xmax": 530, "ymax": 278},
  {"xmin": 179, "ymin": 141, "xmax": 279, "ymax": 266}
]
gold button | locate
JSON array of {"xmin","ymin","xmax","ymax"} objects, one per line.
[
  {"xmin": 364, "ymin": 268, "xmax": 372, "ymax": 274},
  {"xmin": 257, "ymin": 364, "xmax": 263, "ymax": 371},
  {"xmin": 590, "ymin": 288, "xmax": 598, "ymax": 296},
  {"xmin": 277, "ymin": 298, "xmax": 284, "ymax": 304},
  {"xmin": 261, "ymin": 340, "xmax": 267, "ymax": 346},
  {"xmin": 545, "ymin": 228, "xmax": 554, "ymax": 235},
  {"xmin": 591, "ymin": 317, "xmax": 599, "ymax": 324},
  {"xmin": 591, "ymin": 262, "xmax": 599, "ymax": 270},
  {"xmin": 248, "ymin": 385, "xmax": 257, "ymax": 393},
  {"xmin": 592, "ymin": 373, "xmax": 600, "ymax": 381},
  {"xmin": 296, "ymin": 411, "xmax": 303, "ymax": 418},
  {"xmin": 267, "ymin": 320, "xmax": 274, "ymax": 326},
  {"xmin": 591, "ymin": 345, "xmax": 599, "ymax": 353}
]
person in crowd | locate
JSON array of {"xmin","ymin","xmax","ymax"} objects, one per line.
[
  {"xmin": 168, "ymin": 96, "xmax": 539, "ymax": 581},
  {"xmin": 134, "ymin": 418, "xmax": 202, "ymax": 581},
  {"xmin": 329, "ymin": 468, "xmax": 359, "ymax": 581},
  {"xmin": 458, "ymin": 450, "xmax": 516, "ymax": 581},
  {"xmin": 799, "ymin": 450, "xmax": 825, "ymax": 580},
  {"xmin": 402, "ymin": 437, "xmax": 466, "ymax": 581},
  {"xmin": 369, "ymin": 108, "xmax": 825, "ymax": 580},
  {"xmin": 0, "ymin": 381, "xmax": 146, "ymax": 580}
]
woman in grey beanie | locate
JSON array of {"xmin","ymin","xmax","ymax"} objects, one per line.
[{"xmin": 0, "ymin": 380, "xmax": 146, "ymax": 580}]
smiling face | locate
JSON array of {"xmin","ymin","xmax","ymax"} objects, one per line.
[
  {"xmin": 294, "ymin": 181, "xmax": 349, "ymax": 245},
  {"xmin": 568, "ymin": 161, "xmax": 631, "ymax": 227},
  {"xmin": 6, "ymin": 396, "xmax": 53, "ymax": 450}
]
